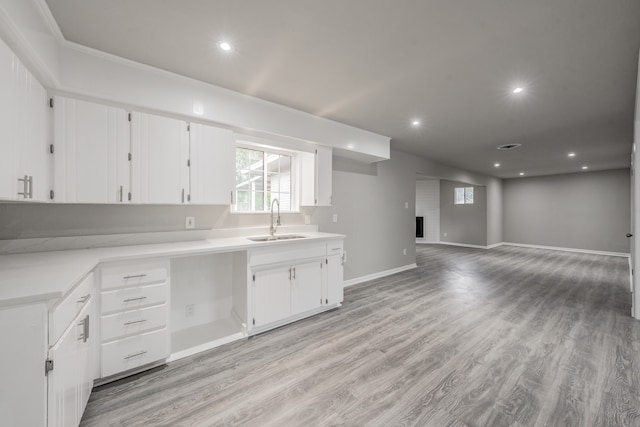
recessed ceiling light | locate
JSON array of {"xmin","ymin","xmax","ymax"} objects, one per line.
[
  {"xmin": 513, "ymin": 87, "xmax": 524, "ymax": 94},
  {"xmin": 519, "ymin": 172, "xmax": 525, "ymax": 176},
  {"xmin": 568, "ymin": 152, "xmax": 576, "ymax": 158},
  {"xmin": 494, "ymin": 163, "xmax": 500, "ymax": 168},
  {"xmin": 581, "ymin": 165, "xmax": 588, "ymax": 170},
  {"xmin": 411, "ymin": 120, "xmax": 421, "ymax": 126},
  {"xmin": 218, "ymin": 41, "xmax": 232, "ymax": 51}
]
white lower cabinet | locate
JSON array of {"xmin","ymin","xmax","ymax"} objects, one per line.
[
  {"xmin": 291, "ymin": 261, "xmax": 323, "ymax": 316},
  {"xmin": 253, "ymin": 267, "xmax": 292, "ymax": 327},
  {"xmin": 46, "ymin": 273, "xmax": 95, "ymax": 427},
  {"xmin": 252, "ymin": 260, "xmax": 323, "ymax": 328},
  {"xmin": 47, "ymin": 299, "xmax": 93, "ymax": 427},
  {"xmin": 324, "ymin": 255, "xmax": 344, "ymax": 306},
  {"xmin": 250, "ymin": 239, "xmax": 344, "ymax": 332},
  {"xmin": 98, "ymin": 259, "xmax": 170, "ymax": 379}
]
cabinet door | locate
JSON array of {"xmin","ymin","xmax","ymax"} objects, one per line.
[
  {"xmin": 325, "ymin": 255, "xmax": 344, "ymax": 306},
  {"xmin": 291, "ymin": 261, "xmax": 323, "ymax": 316},
  {"xmin": 47, "ymin": 314, "xmax": 81, "ymax": 427},
  {"xmin": 253, "ymin": 267, "xmax": 291, "ymax": 327},
  {"xmin": 189, "ymin": 123, "xmax": 235, "ymax": 205},
  {"xmin": 315, "ymin": 145, "xmax": 332, "ymax": 206},
  {"xmin": 131, "ymin": 112, "xmax": 189, "ymax": 204},
  {"xmin": 0, "ymin": 37, "xmax": 17, "ymax": 200},
  {"xmin": 77, "ymin": 301, "xmax": 93, "ymax": 418},
  {"xmin": 300, "ymin": 146, "xmax": 332, "ymax": 206},
  {"xmin": 53, "ymin": 97, "xmax": 130, "ymax": 203}
]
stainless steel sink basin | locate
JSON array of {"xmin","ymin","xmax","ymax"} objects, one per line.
[{"xmin": 247, "ymin": 234, "xmax": 307, "ymax": 242}]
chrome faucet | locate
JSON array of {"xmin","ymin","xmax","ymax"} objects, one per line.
[{"xmin": 270, "ymin": 198, "xmax": 281, "ymax": 238}]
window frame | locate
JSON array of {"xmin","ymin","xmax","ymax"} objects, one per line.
[
  {"xmin": 233, "ymin": 141, "xmax": 300, "ymax": 213},
  {"xmin": 454, "ymin": 186, "xmax": 474, "ymax": 205}
]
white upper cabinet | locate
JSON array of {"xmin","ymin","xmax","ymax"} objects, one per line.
[
  {"xmin": 301, "ymin": 145, "xmax": 332, "ymax": 206},
  {"xmin": 189, "ymin": 123, "xmax": 235, "ymax": 205},
  {"xmin": 0, "ymin": 38, "xmax": 17, "ymax": 200},
  {"xmin": 131, "ymin": 112, "xmax": 189, "ymax": 204},
  {"xmin": 53, "ymin": 97, "xmax": 130, "ymax": 203},
  {"xmin": 0, "ymin": 37, "xmax": 48, "ymax": 202}
]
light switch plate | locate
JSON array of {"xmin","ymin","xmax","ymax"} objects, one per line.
[{"xmin": 332, "ymin": 214, "xmax": 338, "ymax": 223}]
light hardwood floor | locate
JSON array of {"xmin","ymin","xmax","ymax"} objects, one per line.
[{"xmin": 81, "ymin": 244, "xmax": 640, "ymax": 427}]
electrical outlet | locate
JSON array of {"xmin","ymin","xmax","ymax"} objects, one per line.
[
  {"xmin": 444, "ymin": 232, "xmax": 447, "ymax": 237},
  {"xmin": 403, "ymin": 248, "xmax": 407, "ymax": 255},
  {"xmin": 186, "ymin": 304, "xmax": 195, "ymax": 317},
  {"xmin": 405, "ymin": 202, "xmax": 409, "ymax": 209},
  {"xmin": 332, "ymin": 214, "xmax": 338, "ymax": 223},
  {"xmin": 304, "ymin": 215, "xmax": 311, "ymax": 225},
  {"xmin": 186, "ymin": 216, "xmax": 195, "ymax": 229}
]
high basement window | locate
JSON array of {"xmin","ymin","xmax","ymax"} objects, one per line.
[{"xmin": 455, "ymin": 187, "xmax": 474, "ymax": 205}]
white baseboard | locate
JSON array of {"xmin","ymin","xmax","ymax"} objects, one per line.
[
  {"xmin": 486, "ymin": 242, "xmax": 504, "ymax": 249},
  {"xmin": 344, "ymin": 263, "xmax": 418, "ymax": 287},
  {"xmin": 416, "ymin": 240, "xmax": 440, "ymax": 245},
  {"xmin": 500, "ymin": 242, "xmax": 630, "ymax": 258},
  {"xmin": 436, "ymin": 241, "xmax": 488, "ymax": 249}
]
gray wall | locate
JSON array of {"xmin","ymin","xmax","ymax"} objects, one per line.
[
  {"xmin": 503, "ymin": 169, "xmax": 631, "ymax": 253},
  {"xmin": 309, "ymin": 150, "xmax": 417, "ymax": 280},
  {"xmin": 439, "ymin": 180, "xmax": 488, "ymax": 246}
]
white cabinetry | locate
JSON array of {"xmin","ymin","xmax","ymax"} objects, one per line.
[
  {"xmin": 131, "ymin": 112, "xmax": 189, "ymax": 204},
  {"xmin": 98, "ymin": 259, "xmax": 170, "ymax": 378},
  {"xmin": 324, "ymin": 240, "xmax": 344, "ymax": 306},
  {"xmin": 47, "ymin": 272, "xmax": 95, "ymax": 427},
  {"xmin": 252, "ymin": 267, "xmax": 292, "ymax": 327},
  {"xmin": 0, "ymin": 37, "xmax": 48, "ymax": 202},
  {"xmin": 252, "ymin": 260, "xmax": 323, "ymax": 328},
  {"xmin": 53, "ymin": 97, "xmax": 130, "ymax": 203},
  {"xmin": 291, "ymin": 261, "xmax": 323, "ymax": 316},
  {"xmin": 189, "ymin": 123, "xmax": 235, "ymax": 205},
  {"xmin": 249, "ymin": 239, "xmax": 343, "ymax": 332},
  {"xmin": 47, "ymin": 297, "xmax": 93, "ymax": 427},
  {"xmin": 301, "ymin": 145, "xmax": 332, "ymax": 206}
]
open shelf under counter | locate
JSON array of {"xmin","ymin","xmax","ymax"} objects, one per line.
[{"xmin": 169, "ymin": 317, "xmax": 245, "ymax": 361}]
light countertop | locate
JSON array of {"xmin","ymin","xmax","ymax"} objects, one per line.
[{"xmin": 0, "ymin": 232, "xmax": 344, "ymax": 308}]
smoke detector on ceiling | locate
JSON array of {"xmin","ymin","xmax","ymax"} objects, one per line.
[{"xmin": 497, "ymin": 143, "xmax": 522, "ymax": 150}]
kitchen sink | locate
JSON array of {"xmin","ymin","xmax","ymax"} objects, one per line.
[{"xmin": 247, "ymin": 234, "xmax": 307, "ymax": 242}]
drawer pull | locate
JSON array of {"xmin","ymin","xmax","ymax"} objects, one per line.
[
  {"xmin": 124, "ymin": 350, "xmax": 147, "ymax": 360},
  {"xmin": 123, "ymin": 274, "xmax": 147, "ymax": 280},
  {"xmin": 77, "ymin": 294, "xmax": 90, "ymax": 304},
  {"xmin": 123, "ymin": 296, "xmax": 147, "ymax": 303},
  {"xmin": 123, "ymin": 319, "xmax": 147, "ymax": 326}
]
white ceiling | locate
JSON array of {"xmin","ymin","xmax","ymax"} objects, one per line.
[{"xmin": 45, "ymin": 0, "xmax": 640, "ymax": 178}]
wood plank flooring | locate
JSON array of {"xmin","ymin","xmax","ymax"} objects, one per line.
[{"xmin": 81, "ymin": 244, "xmax": 640, "ymax": 427}]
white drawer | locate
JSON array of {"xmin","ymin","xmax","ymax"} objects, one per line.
[
  {"xmin": 101, "ymin": 304, "xmax": 168, "ymax": 342},
  {"xmin": 101, "ymin": 283, "xmax": 167, "ymax": 314},
  {"xmin": 100, "ymin": 260, "xmax": 168, "ymax": 290},
  {"xmin": 101, "ymin": 328, "xmax": 168, "ymax": 378},
  {"xmin": 326, "ymin": 240, "xmax": 343, "ymax": 255},
  {"xmin": 49, "ymin": 272, "xmax": 94, "ymax": 345}
]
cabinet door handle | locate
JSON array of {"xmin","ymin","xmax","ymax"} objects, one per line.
[
  {"xmin": 293, "ymin": 267, "xmax": 296, "ymax": 280},
  {"xmin": 17, "ymin": 175, "xmax": 28, "ymax": 197},
  {"xmin": 123, "ymin": 296, "xmax": 147, "ymax": 303},
  {"xmin": 181, "ymin": 188, "xmax": 185, "ymax": 203},
  {"xmin": 119, "ymin": 185, "xmax": 123, "ymax": 202},
  {"xmin": 27, "ymin": 176, "xmax": 33, "ymax": 198},
  {"xmin": 124, "ymin": 350, "xmax": 147, "ymax": 360},
  {"xmin": 289, "ymin": 268, "xmax": 292, "ymax": 280},
  {"xmin": 124, "ymin": 319, "xmax": 147, "ymax": 326},
  {"xmin": 77, "ymin": 315, "xmax": 89, "ymax": 342},
  {"xmin": 77, "ymin": 294, "xmax": 90, "ymax": 304},
  {"xmin": 123, "ymin": 274, "xmax": 147, "ymax": 280}
]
